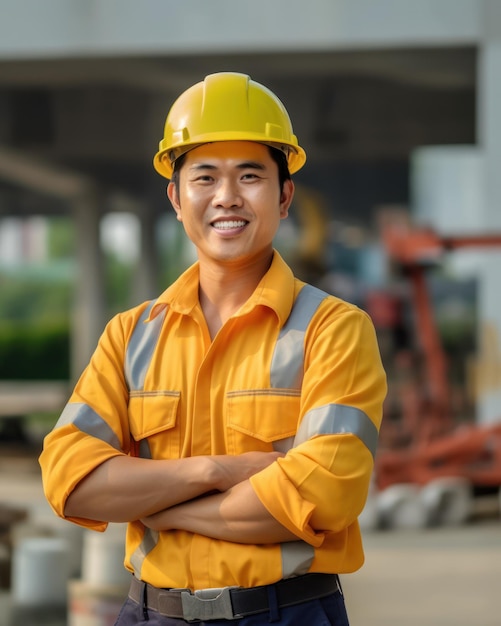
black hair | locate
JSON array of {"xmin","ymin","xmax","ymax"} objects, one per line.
[{"xmin": 269, "ymin": 147, "xmax": 292, "ymax": 191}]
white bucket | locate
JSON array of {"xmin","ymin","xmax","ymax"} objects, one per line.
[
  {"xmin": 81, "ymin": 524, "xmax": 130, "ymax": 588},
  {"xmin": 11, "ymin": 536, "xmax": 69, "ymax": 606}
]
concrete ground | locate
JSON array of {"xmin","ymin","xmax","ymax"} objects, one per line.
[
  {"xmin": 343, "ymin": 519, "xmax": 501, "ymax": 626},
  {"xmin": 0, "ymin": 446, "xmax": 500, "ymax": 626}
]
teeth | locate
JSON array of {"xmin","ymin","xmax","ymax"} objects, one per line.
[{"xmin": 213, "ymin": 220, "xmax": 246, "ymax": 230}]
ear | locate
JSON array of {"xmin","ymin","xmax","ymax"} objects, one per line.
[
  {"xmin": 167, "ymin": 182, "xmax": 182, "ymax": 221},
  {"xmin": 279, "ymin": 179, "xmax": 294, "ymax": 219}
]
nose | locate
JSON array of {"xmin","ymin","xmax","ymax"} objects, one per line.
[{"xmin": 212, "ymin": 178, "xmax": 243, "ymax": 208}]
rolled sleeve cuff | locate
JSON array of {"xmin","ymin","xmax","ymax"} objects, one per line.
[{"xmin": 249, "ymin": 461, "xmax": 324, "ymax": 547}]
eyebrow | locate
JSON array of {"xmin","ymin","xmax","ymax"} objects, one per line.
[{"xmin": 188, "ymin": 161, "xmax": 266, "ymax": 172}]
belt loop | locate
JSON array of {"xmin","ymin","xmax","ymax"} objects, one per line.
[
  {"xmin": 140, "ymin": 580, "xmax": 149, "ymax": 621},
  {"xmin": 267, "ymin": 584, "xmax": 280, "ymax": 623}
]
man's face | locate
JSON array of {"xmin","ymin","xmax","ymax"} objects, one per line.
[{"xmin": 167, "ymin": 141, "xmax": 294, "ymax": 266}]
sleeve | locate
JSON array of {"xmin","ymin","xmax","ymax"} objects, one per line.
[
  {"xmin": 39, "ymin": 310, "xmax": 136, "ymax": 531},
  {"xmin": 250, "ymin": 303, "xmax": 387, "ymax": 545}
]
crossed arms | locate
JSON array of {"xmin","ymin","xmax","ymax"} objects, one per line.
[{"xmin": 64, "ymin": 451, "xmax": 298, "ymax": 544}]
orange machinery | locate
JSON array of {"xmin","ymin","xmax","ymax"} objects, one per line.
[{"xmin": 374, "ymin": 215, "xmax": 501, "ymax": 492}]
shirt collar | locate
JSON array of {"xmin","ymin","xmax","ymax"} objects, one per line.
[{"xmin": 148, "ymin": 250, "xmax": 296, "ymax": 325}]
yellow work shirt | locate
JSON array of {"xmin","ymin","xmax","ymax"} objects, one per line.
[{"xmin": 40, "ymin": 251, "xmax": 386, "ymax": 590}]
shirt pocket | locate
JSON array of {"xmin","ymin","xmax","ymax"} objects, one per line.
[
  {"xmin": 226, "ymin": 390, "xmax": 301, "ymax": 455},
  {"xmin": 128, "ymin": 391, "xmax": 181, "ymax": 459}
]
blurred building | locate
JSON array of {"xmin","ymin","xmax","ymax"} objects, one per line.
[{"xmin": 0, "ymin": 0, "xmax": 500, "ymax": 423}]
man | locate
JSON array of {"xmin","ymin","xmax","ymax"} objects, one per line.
[{"xmin": 40, "ymin": 72, "xmax": 386, "ymax": 625}]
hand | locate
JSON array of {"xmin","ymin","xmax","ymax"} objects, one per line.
[
  {"xmin": 140, "ymin": 475, "xmax": 299, "ymax": 544},
  {"xmin": 140, "ymin": 451, "xmax": 284, "ymax": 532},
  {"xmin": 209, "ymin": 451, "xmax": 284, "ymax": 493}
]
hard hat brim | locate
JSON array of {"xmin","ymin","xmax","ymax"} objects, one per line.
[{"xmin": 154, "ymin": 138, "xmax": 306, "ymax": 179}]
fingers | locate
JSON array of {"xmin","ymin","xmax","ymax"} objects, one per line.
[{"xmin": 210, "ymin": 451, "xmax": 283, "ymax": 492}]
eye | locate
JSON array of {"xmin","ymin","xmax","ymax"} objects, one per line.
[
  {"xmin": 241, "ymin": 172, "xmax": 261, "ymax": 181},
  {"xmin": 192, "ymin": 174, "xmax": 214, "ymax": 183}
]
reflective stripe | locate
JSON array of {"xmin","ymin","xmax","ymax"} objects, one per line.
[
  {"xmin": 281, "ymin": 540, "xmax": 315, "ymax": 578},
  {"xmin": 295, "ymin": 404, "xmax": 379, "ymax": 459},
  {"xmin": 130, "ymin": 528, "xmax": 159, "ymax": 579},
  {"xmin": 125, "ymin": 300, "xmax": 166, "ymax": 391},
  {"xmin": 273, "ymin": 436, "xmax": 294, "ymax": 453},
  {"xmin": 55, "ymin": 402, "xmax": 121, "ymax": 451},
  {"xmin": 270, "ymin": 284, "xmax": 328, "ymax": 389}
]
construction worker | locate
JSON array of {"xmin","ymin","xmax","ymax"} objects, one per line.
[{"xmin": 40, "ymin": 72, "xmax": 387, "ymax": 625}]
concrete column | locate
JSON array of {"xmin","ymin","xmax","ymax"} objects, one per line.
[
  {"xmin": 131, "ymin": 201, "xmax": 160, "ymax": 305},
  {"xmin": 476, "ymin": 0, "xmax": 501, "ymax": 424},
  {"xmin": 71, "ymin": 192, "xmax": 107, "ymax": 382}
]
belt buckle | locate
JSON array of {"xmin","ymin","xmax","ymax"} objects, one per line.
[{"xmin": 180, "ymin": 586, "xmax": 241, "ymax": 622}]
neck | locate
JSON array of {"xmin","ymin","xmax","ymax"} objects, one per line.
[{"xmin": 198, "ymin": 251, "xmax": 274, "ymax": 338}]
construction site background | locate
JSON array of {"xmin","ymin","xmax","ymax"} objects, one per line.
[{"xmin": 1, "ymin": 1, "xmax": 501, "ymax": 624}]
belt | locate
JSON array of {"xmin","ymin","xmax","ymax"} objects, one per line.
[{"xmin": 128, "ymin": 573, "xmax": 341, "ymax": 622}]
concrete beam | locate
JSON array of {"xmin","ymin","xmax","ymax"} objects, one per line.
[
  {"xmin": 0, "ymin": 147, "xmax": 92, "ymax": 199},
  {"xmin": 0, "ymin": 0, "xmax": 482, "ymax": 60}
]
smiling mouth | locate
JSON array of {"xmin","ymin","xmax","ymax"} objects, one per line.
[{"xmin": 212, "ymin": 220, "xmax": 248, "ymax": 230}]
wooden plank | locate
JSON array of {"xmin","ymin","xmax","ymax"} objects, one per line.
[{"xmin": 0, "ymin": 382, "xmax": 69, "ymax": 417}]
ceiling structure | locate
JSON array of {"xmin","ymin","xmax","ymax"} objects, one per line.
[{"xmin": 0, "ymin": 46, "xmax": 476, "ymax": 221}]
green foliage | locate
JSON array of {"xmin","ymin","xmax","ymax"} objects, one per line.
[
  {"xmin": 0, "ymin": 215, "xmax": 194, "ymax": 384},
  {"xmin": 47, "ymin": 217, "xmax": 76, "ymax": 260},
  {"xmin": 0, "ymin": 322, "xmax": 70, "ymax": 380},
  {"xmin": 0, "ymin": 252, "xmax": 72, "ymax": 380},
  {"xmin": 0, "ymin": 273, "xmax": 72, "ymax": 325},
  {"xmin": 105, "ymin": 255, "xmax": 133, "ymax": 314}
]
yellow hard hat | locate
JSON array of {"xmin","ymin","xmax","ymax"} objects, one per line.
[{"xmin": 153, "ymin": 72, "xmax": 306, "ymax": 179}]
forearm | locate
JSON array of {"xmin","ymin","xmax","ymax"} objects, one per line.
[
  {"xmin": 142, "ymin": 479, "xmax": 298, "ymax": 544},
  {"xmin": 64, "ymin": 454, "xmax": 218, "ymax": 523},
  {"xmin": 64, "ymin": 451, "xmax": 283, "ymax": 524}
]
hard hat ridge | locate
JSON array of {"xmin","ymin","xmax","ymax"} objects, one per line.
[{"xmin": 153, "ymin": 71, "xmax": 306, "ymax": 179}]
